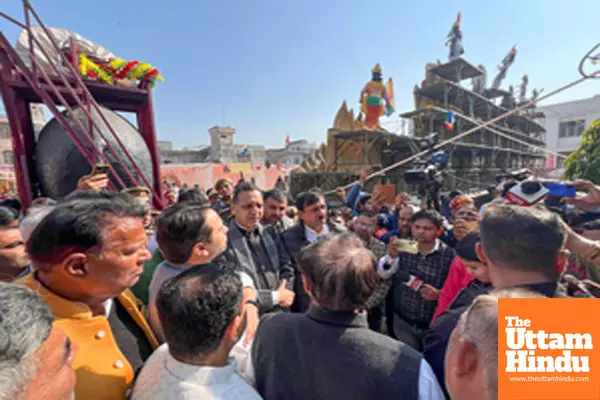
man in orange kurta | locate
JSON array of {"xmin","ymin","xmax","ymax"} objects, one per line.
[{"xmin": 18, "ymin": 191, "xmax": 158, "ymax": 400}]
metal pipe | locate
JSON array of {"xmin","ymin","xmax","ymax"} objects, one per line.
[{"xmin": 24, "ymin": 3, "xmax": 155, "ymax": 192}]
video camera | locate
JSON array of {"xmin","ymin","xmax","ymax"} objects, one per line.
[
  {"xmin": 404, "ymin": 132, "xmax": 449, "ymax": 210},
  {"xmin": 495, "ymin": 168, "xmax": 532, "ymax": 183}
]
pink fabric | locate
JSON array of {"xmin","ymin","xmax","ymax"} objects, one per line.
[{"xmin": 431, "ymin": 257, "xmax": 473, "ymax": 323}]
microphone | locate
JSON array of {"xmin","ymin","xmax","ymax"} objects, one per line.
[
  {"xmin": 396, "ymin": 269, "xmax": 424, "ymax": 292},
  {"xmin": 563, "ymin": 274, "xmax": 595, "ymax": 298}
]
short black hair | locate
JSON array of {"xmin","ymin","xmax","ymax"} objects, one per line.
[
  {"xmin": 480, "ymin": 205, "xmax": 566, "ymax": 279},
  {"xmin": 358, "ymin": 210, "xmax": 376, "ymax": 219},
  {"xmin": 0, "ymin": 198, "xmax": 21, "ymax": 215},
  {"xmin": 455, "ymin": 232, "xmax": 481, "ymax": 262},
  {"xmin": 178, "ymin": 189, "xmax": 208, "ymax": 204},
  {"xmin": 297, "ymin": 233, "xmax": 379, "ymax": 311},
  {"xmin": 358, "ymin": 194, "xmax": 371, "ymax": 207},
  {"xmin": 232, "ymin": 182, "xmax": 261, "ymax": 204},
  {"xmin": 0, "ymin": 206, "xmax": 18, "ymax": 227},
  {"xmin": 27, "ymin": 191, "xmax": 146, "ymax": 266},
  {"xmin": 411, "ymin": 209, "xmax": 444, "ymax": 229},
  {"xmin": 295, "ymin": 190, "xmax": 324, "ymax": 211},
  {"xmin": 157, "ymin": 202, "xmax": 214, "ymax": 264},
  {"xmin": 156, "ymin": 261, "xmax": 242, "ymax": 358},
  {"xmin": 263, "ymin": 188, "xmax": 286, "ymax": 204}
]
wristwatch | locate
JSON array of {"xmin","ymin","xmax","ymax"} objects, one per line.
[{"xmin": 245, "ymin": 299, "xmax": 259, "ymax": 309}]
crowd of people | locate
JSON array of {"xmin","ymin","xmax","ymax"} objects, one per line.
[{"xmin": 2, "ymin": 168, "xmax": 600, "ymax": 400}]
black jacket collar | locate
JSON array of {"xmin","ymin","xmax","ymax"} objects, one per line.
[{"xmin": 305, "ymin": 305, "xmax": 368, "ymax": 328}]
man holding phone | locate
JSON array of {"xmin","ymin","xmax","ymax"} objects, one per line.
[{"xmin": 76, "ymin": 164, "xmax": 110, "ymax": 192}]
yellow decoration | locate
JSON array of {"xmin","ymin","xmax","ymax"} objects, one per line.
[
  {"xmin": 372, "ymin": 63, "xmax": 382, "ymax": 73},
  {"xmin": 78, "ymin": 53, "xmax": 114, "ymax": 84}
]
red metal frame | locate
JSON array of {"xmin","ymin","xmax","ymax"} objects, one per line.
[{"xmin": 0, "ymin": 3, "xmax": 164, "ymax": 209}]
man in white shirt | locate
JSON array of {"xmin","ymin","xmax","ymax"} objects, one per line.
[
  {"xmin": 148, "ymin": 201, "xmax": 258, "ymax": 343},
  {"xmin": 132, "ymin": 262, "xmax": 261, "ymax": 400}
]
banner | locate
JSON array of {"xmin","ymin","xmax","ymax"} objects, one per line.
[{"xmin": 498, "ymin": 298, "xmax": 600, "ymax": 400}]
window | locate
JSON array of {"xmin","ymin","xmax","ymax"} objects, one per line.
[
  {"xmin": 3, "ymin": 151, "xmax": 13, "ymax": 165},
  {"xmin": 0, "ymin": 125, "xmax": 10, "ymax": 139},
  {"xmin": 559, "ymin": 119, "xmax": 586, "ymax": 138}
]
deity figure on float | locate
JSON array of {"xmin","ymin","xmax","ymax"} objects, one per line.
[
  {"xmin": 359, "ymin": 64, "xmax": 394, "ymax": 130},
  {"xmin": 446, "ymin": 12, "xmax": 464, "ymax": 61}
]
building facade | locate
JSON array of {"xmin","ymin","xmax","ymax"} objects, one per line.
[
  {"xmin": 0, "ymin": 104, "xmax": 46, "ymax": 165},
  {"xmin": 266, "ymin": 139, "xmax": 317, "ymax": 166},
  {"xmin": 536, "ymin": 94, "xmax": 600, "ymax": 169}
]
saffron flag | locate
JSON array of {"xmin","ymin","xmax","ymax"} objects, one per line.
[
  {"xmin": 239, "ymin": 145, "xmax": 249, "ymax": 156},
  {"xmin": 385, "ymin": 78, "xmax": 395, "ymax": 116},
  {"xmin": 445, "ymin": 110, "xmax": 455, "ymax": 131},
  {"xmin": 285, "ymin": 136, "xmax": 291, "ymax": 146}
]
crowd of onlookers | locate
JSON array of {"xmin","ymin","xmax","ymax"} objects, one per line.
[{"xmin": 2, "ymin": 168, "xmax": 600, "ymax": 400}]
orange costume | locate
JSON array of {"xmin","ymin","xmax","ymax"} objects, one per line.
[{"xmin": 360, "ymin": 64, "xmax": 389, "ymax": 130}]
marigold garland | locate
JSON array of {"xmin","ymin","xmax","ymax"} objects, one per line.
[{"xmin": 76, "ymin": 53, "xmax": 163, "ymax": 88}]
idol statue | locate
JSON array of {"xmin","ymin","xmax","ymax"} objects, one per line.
[
  {"xmin": 359, "ymin": 64, "xmax": 390, "ymax": 130},
  {"xmin": 446, "ymin": 12, "xmax": 464, "ymax": 61},
  {"xmin": 491, "ymin": 46, "xmax": 517, "ymax": 90},
  {"xmin": 518, "ymin": 74, "xmax": 528, "ymax": 104},
  {"xmin": 471, "ymin": 64, "xmax": 487, "ymax": 94}
]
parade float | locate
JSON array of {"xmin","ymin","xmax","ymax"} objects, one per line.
[
  {"xmin": 0, "ymin": 3, "xmax": 165, "ymax": 208},
  {"xmin": 290, "ymin": 11, "xmax": 548, "ymax": 197}
]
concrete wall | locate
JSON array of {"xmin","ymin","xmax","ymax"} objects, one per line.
[{"xmin": 537, "ymin": 94, "xmax": 600, "ymax": 167}]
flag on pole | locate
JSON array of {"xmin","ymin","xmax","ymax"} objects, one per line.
[
  {"xmin": 285, "ymin": 136, "xmax": 291, "ymax": 146},
  {"xmin": 445, "ymin": 12, "xmax": 461, "ymax": 46},
  {"xmin": 500, "ymin": 46, "xmax": 517, "ymax": 69},
  {"xmin": 385, "ymin": 78, "xmax": 395, "ymax": 116},
  {"xmin": 239, "ymin": 144, "xmax": 249, "ymax": 156},
  {"xmin": 445, "ymin": 110, "xmax": 455, "ymax": 131}
]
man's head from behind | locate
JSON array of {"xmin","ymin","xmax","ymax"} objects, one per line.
[
  {"xmin": 157, "ymin": 202, "xmax": 228, "ymax": 266},
  {"xmin": 445, "ymin": 288, "xmax": 545, "ymax": 400},
  {"xmin": 478, "ymin": 205, "xmax": 567, "ymax": 287},
  {"xmin": 232, "ymin": 182, "xmax": 263, "ymax": 231},
  {"xmin": 263, "ymin": 189, "xmax": 287, "ymax": 225},
  {"xmin": 296, "ymin": 190, "xmax": 327, "ymax": 232},
  {"xmin": 26, "ymin": 191, "xmax": 152, "ymax": 304},
  {"xmin": 297, "ymin": 233, "xmax": 379, "ymax": 311},
  {"xmin": 0, "ymin": 283, "xmax": 77, "ymax": 400},
  {"xmin": 156, "ymin": 262, "xmax": 245, "ymax": 363}
]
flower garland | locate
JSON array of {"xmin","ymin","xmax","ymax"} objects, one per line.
[{"xmin": 76, "ymin": 53, "xmax": 163, "ymax": 88}]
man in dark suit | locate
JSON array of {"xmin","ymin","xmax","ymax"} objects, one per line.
[
  {"xmin": 222, "ymin": 182, "xmax": 295, "ymax": 314},
  {"xmin": 281, "ymin": 190, "xmax": 346, "ymax": 313},
  {"xmin": 246, "ymin": 233, "xmax": 445, "ymax": 400}
]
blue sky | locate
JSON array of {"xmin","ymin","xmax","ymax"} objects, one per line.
[{"xmin": 2, "ymin": 0, "xmax": 599, "ymax": 149}]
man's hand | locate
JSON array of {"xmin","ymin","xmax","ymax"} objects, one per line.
[
  {"xmin": 277, "ymin": 279, "xmax": 295, "ymax": 308},
  {"xmin": 419, "ymin": 284, "xmax": 440, "ymax": 301},
  {"xmin": 566, "ymin": 180, "xmax": 600, "ymax": 208},
  {"xmin": 77, "ymin": 173, "xmax": 109, "ymax": 192},
  {"xmin": 388, "ymin": 238, "xmax": 401, "ymax": 259},
  {"xmin": 242, "ymin": 287, "xmax": 259, "ymax": 347},
  {"xmin": 359, "ymin": 167, "xmax": 370, "ymax": 186},
  {"xmin": 395, "ymin": 193, "xmax": 411, "ymax": 209}
]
